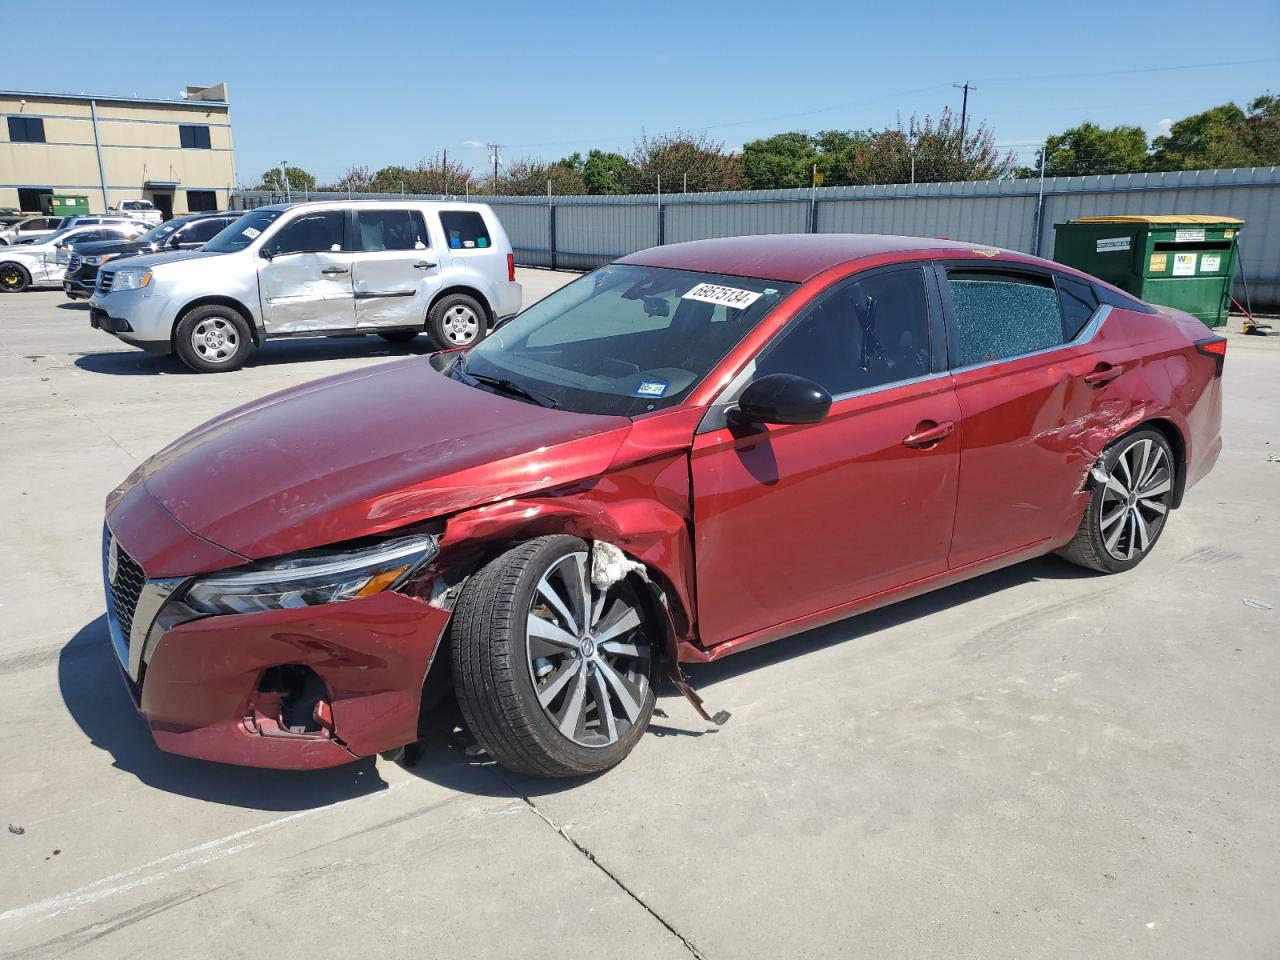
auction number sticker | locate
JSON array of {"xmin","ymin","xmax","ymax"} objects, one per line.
[
  {"xmin": 1172, "ymin": 253, "xmax": 1198, "ymax": 276},
  {"xmin": 635, "ymin": 379, "xmax": 668, "ymax": 397},
  {"xmin": 1096, "ymin": 236, "xmax": 1131, "ymax": 253},
  {"xmin": 682, "ymin": 283, "xmax": 762, "ymax": 309},
  {"xmin": 242, "ymin": 227, "xmax": 261, "ymax": 239}
]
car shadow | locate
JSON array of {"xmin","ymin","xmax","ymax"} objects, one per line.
[
  {"xmin": 58, "ymin": 616, "xmax": 388, "ymax": 811},
  {"xmin": 57, "ymin": 300, "xmax": 89, "ymax": 310},
  {"xmin": 73, "ymin": 337, "xmax": 436, "ymax": 376}
]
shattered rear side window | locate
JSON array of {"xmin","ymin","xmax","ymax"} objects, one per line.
[{"xmin": 947, "ymin": 271, "xmax": 1065, "ymax": 366}]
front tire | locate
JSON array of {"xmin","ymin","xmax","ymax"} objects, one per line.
[
  {"xmin": 450, "ymin": 535, "xmax": 658, "ymax": 778},
  {"xmin": 1058, "ymin": 427, "xmax": 1176, "ymax": 574},
  {"xmin": 174, "ymin": 305, "xmax": 252, "ymax": 373},
  {"xmin": 426, "ymin": 293, "xmax": 486, "ymax": 351},
  {"xmin": 0, "ymin": 263, "xmax": 30, "ymax": 293}
]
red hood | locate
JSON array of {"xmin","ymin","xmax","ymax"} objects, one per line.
[{"xmin": 136, "ymin": 358, "xmax": 633, "ymax": 559}]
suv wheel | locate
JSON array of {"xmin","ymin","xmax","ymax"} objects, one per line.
[
  {"xmin": 174, "ymin": 305, "xmax": 253, "ymax": 373},
  {"xmin": 451, "ymin": 535, "xmax": 658, "ymax": 778},
  {"xmin": 0, "ymin": 263, "xmax": 30, "ymax": 293},
  {"xmin": 427, "ymin": 293, "xmax": 486, "ymax": 350}
]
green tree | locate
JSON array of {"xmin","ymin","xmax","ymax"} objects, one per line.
[
  {"xmin": 366, "ymin": 154, "xmax": 474, "ymax": 195},
  {"xmin": 1151, "ymin": 95, "xmax": 1280, "ymax": 170},
  {"xmin": 581, "ymin": 150, "xmax": 634, "ymax": 194},
  {"xmin": 496, "ymin": 158, "xmax": 587, "ymax": 195},
  {"xmin": 1035, "ymin": 122, "xmax": 1150, "ymax": 176},
  {"xmin": 829, "ymin": 110, "xmax": 1014, "ymax": 186},
  {"xmin": 258, "ymin": 165, "xmax": 316, "ymax": 192},
  {"xmin": 627, "ymin": 130, "xmax": 740, "ymax": 193},
  {"xmin": 740, "ymin": 132, "xmax": 819, "ymax": 190}
]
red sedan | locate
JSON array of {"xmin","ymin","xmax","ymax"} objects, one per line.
[{"xmin": 102, "ymin": 234, "xmax": 1224, "ymax": 777}]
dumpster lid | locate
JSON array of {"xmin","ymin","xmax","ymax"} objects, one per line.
[{"xmin": 1070, "ymin": 214, "xmax": 1244, "ymax": 225}]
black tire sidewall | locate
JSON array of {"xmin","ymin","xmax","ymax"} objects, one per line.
[
  {"xmin": 0, "ymin": 263, "xmax": 30, "ymax": 293},
  {"xmin": 427, "ymin": 293, "xmax": 487, "ymax": 351},
  {"xmin": 174, "ymin": 305, "xmax": 252, "ymax": 373},
  {"xmin": 1081, "ymin": 428, "xmax": 1174, "ymax": 573}
]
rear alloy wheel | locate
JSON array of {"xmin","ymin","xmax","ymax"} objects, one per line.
[
  {"xmin": 426, "ymin": 293, "xmax": 486, "ymax": 350},
  {"xmin": 0, "ymin": 263, "xmax": 30, "ymax": 293},
  {"xmin": 174, "ymin": 305, "xmax": 253, "ymax": 373},
  {"xmin": 1059, "ymin": 428, "xmax": 1175, "ymax": 574},
  {"xmin": 451, "ymin": 535, "xmax": 657, "ymax": 777}
]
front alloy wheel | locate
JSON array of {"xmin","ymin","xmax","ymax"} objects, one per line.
[
  {"xmin": 451, "ymin": 535, "xmax": 657, "ymax": 777},
  {"xmin": 0, "ymin": 263, "xmax": 30, "ymax": 293}
]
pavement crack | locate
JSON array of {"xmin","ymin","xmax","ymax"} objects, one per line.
[{"xmin": 520, "ymin": 795, "xmax": 708, "ymax": 960}]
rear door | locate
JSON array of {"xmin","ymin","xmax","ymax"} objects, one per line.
[
  {"xmin": 938, "ymin": 262, "xmax": 1127, "ymax": 567},
  {"xmin": 351, "ymin": 208, "xmax": 439, "ymax": 329},
  {"xmin": 256, "ymin": 210, "xmax": 355, "ymax": 334},
  {"xmin": 691, "ymin": 264, "xmax": 961, "ymax": 649}
]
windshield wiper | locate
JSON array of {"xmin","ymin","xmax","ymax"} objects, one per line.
[{"xmin": 453, "ymin": 354, "xmax": 558, "ymax": 408}]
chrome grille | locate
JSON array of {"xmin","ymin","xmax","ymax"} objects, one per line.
[
  {"xmin": 68, "ymin": 253, "xmax": 81, "ymax": 272},
  {"xmin": 97, "ymin": 270, "xmax": 114, "ymax": 294},
  {"xmin": 106, "ymin": 535, "xmax": 145, "ymax": 646}
]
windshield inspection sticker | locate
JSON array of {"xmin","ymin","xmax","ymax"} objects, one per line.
[
  {"xmin": 241, "ymin": 227, "xmax": 261, "ymax": 239},
  {"xmin": 682, "ymin": 282, "xmax": 762, "ymax": 309},
  {"xmin": 635, "ymin": 379, "xmax": 668, "ymax": 397}
]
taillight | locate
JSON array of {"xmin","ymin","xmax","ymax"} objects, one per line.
[
  {"xmin": 1195, "ymin": 336, "xmax": 1227, "ymax": 376},
  {"xmin": 506, "ymin": 253, "xmax": 516, "ymax": 283}
]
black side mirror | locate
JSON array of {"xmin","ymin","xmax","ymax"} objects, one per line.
[
  {"xmin": 731, "ymin": 373, "xmax": 832, "ymax": 426},
  {"xmin": 168, "ymin": 234, "xmax": 182, "ymax": 248}
]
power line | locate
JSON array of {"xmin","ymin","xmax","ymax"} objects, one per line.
[{"xmin": 493, "ymin": 56, "xmax": 1279, "ymax": 153}]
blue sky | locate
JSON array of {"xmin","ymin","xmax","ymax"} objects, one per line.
[{"xmin": 10, "ymin": 0, "xmax": 1278, "ymax": 184}]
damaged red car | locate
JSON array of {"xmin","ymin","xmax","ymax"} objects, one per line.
[{"xmin": 102, "ymin": 234, "xmax": 1224, "ymax": 777}]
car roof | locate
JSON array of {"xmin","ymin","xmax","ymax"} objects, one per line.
[
  {"xmin": 248, "ymin": 199, "xmax": 492, "ymax": 214},
  {"xmin": 619, "ymin": 233, "xmax": 1034, "ymax": 283}
]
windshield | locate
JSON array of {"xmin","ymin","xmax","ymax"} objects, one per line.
[
  {"xmin": 462, "ymin": 264, "xmax": 797, "ymax": 416},
  {"xmin": 204, "ymin": 209, "xmax": 284, "ymax": 253},
  {"xmin": 139, "ymin": 220, "xmax": 184, "ymax": 244}
]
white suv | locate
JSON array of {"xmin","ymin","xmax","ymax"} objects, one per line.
[{"xmin": 88, "ymin": 200, "xmax": 521, "ymax": 372}]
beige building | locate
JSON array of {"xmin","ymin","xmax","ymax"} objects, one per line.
[{"xmin": 0, "ymin": 83, "xmax": 235, "ymax": 218}]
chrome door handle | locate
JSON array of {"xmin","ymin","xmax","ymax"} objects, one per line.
[
  {"xmin": 902, "ymin": 419, "xmax": 955, "ymax": 448},
  {"xmin": 321, "ymin": 266, "xmax": 350, "ymax": 275},
  {"xmin": 1082, "ymin": 363, "xmax": 1122, "ymax": 386},
  {"xmin": 413, "ymin": 260, "xmax": 437, "ymax": 269}
]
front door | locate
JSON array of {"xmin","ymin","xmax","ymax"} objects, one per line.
[
  {"xmin": 256, "ymin": 209, "xmax": 356, "ymax": 334},
  {"xmin": 938, "ymin": 263, "xmax": 1130, "ymax": 568},
  {"xmin": 691, "ymin": 265, "xmax": 961, "ymax": 650},
  {"xmin": 149, "ymin": 191, "xmax": 174, "ymax": 221},
  {"xmin": 350, "ymin": 208, "xmax": 440, "ymax": 329}
]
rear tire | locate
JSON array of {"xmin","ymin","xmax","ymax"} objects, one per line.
[
  {"xmin": 174, "ymin": 305, "xmax": 252, "ymax": 373},
  {"xmin": 450, "ymin": 535, "xmax": 658, "ymax": 778},
  {"xmin": 426, "ymin": 293, "xmax": 486, "ymax": 351},
  {"xmin": 378, "ymin": 329, "xmax": 420, "ymax": 343},
  {"xmin": 1058, "ymin": 427, "xmax": 1176, "ymax": 574},
  {"xmin": 0, "ymin": 263, "xmax": 30, "ymax": 293}
]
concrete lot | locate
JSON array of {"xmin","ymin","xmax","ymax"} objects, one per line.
[{"xmin": 0, "ymin": 272, "xmax": 1277, "ymax": 960}]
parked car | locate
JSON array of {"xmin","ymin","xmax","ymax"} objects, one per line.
[
  {"xmin": 100, "ymin": 234, "xmax": 1224, "ymax": 775},
  {"xmin": 0, "ymin": 216, "xmax": 63, "ymax": 246},
  {"xmin": 64, "ymin": 211, "xmax": 240, "ymax": 300},
  {"xmin": 108, "ymin": 199, "xmax": 163, "ymax": 224},
  {"xmin": 88, "ymin": 200, "xmax": 521, "ymax": 371},
  {"xmin": 0, "ymin": 224, "xmax": 148, "ymax": 292}
]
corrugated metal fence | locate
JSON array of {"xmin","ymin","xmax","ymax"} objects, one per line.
[{"xmin": 237, "ymin": 166, "xmax": 1280, "ymax": 308}]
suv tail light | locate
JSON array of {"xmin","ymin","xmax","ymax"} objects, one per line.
[
  {"xmin": 507, "ymin": 253, "xmax": 516, "ymax": 283},
  {"xmin": 1195, "ymin": 336, "xmax": 1227, "ymax": 376}
]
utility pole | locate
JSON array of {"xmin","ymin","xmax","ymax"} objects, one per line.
[
  {"xmin": 442, "ymin": 148, "xmax": 448, "ymax": 195},
  {"xmin": 279, "ymin": 160, "xmax": 290, "ymax": 201},
  {"xmin": 487, "ymin": 143, "xmax": 502, "ymax": 194},
  {"xmin": 953, "ymin": 82, "xmax": 976, "ymax": 156}
]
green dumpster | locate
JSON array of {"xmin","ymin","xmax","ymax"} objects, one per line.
[
  {"xmin": 40, "ymin": 194, "xmax": 91, "ymax": 217},
  {"xmin": 1053, "ymin": 215, "xmax": 1243, "ymax": 328}
]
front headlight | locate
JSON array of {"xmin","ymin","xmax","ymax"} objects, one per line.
[
  {"xmin": 185, "ymin": 534, "xmax": 437, "ymax": 616},
  {"xmin": 85, "ymin": 254, "xmax": 118, "ymax": 267},
  {"xmin": 112, "ymin": 268, "xmax": 152, "ymax": 291}
]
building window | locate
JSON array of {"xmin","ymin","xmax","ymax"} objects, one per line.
[
  {"xmin": 7, "ymin": 116, "xmax": 46, "ymax": 143},
  {"xmin": 186, "ymin": 190, "xmax": 218, "ymax": 212},
  {"xmin": 179, "ymin": 125, "xmax": 212, "ymax": 149}
]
